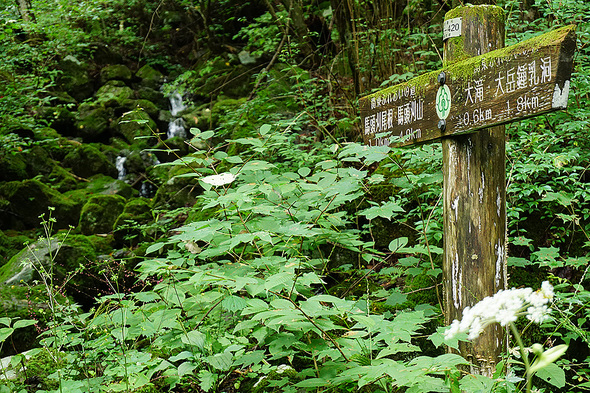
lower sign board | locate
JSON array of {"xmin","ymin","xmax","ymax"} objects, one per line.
[{"xmin": 360, "ymin": 25, "xmax": 576, "ymax": 147}]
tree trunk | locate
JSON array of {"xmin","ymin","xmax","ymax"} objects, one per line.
[
  {"xmin": 330, "ymin": 0, "xmax": 362, "ymax": 95},
  {"xmin": 15, "ymin": 0, "xmax": 36, "ymax": 23},
  {"xmin": 442, "ymin": 5, "xmax": 507, "ymax": 377}
]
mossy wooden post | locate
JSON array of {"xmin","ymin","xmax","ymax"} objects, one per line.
[
  {"xmin": 442, "ymin": 5, "xmax": 506, "ymax": 376},
  {"xmin": 358, "ymin": 11, "xmax": 575, "ymax": 375}
]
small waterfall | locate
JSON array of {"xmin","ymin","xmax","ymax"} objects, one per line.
[
  {"xmin": 167, "ymin": 91, "xmax": 187, "ymax": 139},
  {"xmin": 169, "ymin": 91, "xmax": 186, "ymax": 116},
  {"xmin": 115, "ymin": 155, "xmax": 127, "ymax": 180},
  {"xmin": 168, "ymin": 118, "xmax": 187, "ymax": 139}
]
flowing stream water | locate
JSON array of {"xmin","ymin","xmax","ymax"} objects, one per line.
[
  {"xmin": 115, "ymin": 155, "xmax": 127, "ymax": 180},
  {"xmin": 167, "ymin": 91, "xmax": 187, "ymax": 139}
]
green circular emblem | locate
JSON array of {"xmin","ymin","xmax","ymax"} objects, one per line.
[{"xmin": 436, "ymin": 85, "xmax": 451, "ymax": 120}]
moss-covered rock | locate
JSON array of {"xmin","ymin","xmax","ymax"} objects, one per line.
[
  {"xmin": 74, "ymin": 102, "xmax": 113, "ymax": 141},
  {"xmin": 136, "ymin": 64, "xmax": 164, "ymax": 89},
  {"xmin": 0, "ymin": 230, "xmax": 32, "ymax": 267},
  {"xmin": 78, "ymin": 194, "xmax": 126, "ymax": 235},
  {"xmin": 190, "ymin": 59, "xmax": 253, "ymax": 99},
  {"xmin": 181, "ymin": 106, "xmax": 212, "ymax": 130},
  {"xmin": 152, "ymin": 136, "xmax": 189, "ymax": 163},
  {"xmin": 0, "ymin": 237, "xmax": 61, "ymax": 285},
  {"xmin": 116, "ymin": 110, "xmax": 158, "ymax": 146},
  {"xmin": 94, "ymin": 80, "xmax": 135, "ymax": 107},
  {"xmin": 32, "ymin": 128, "xmax": 76, "ymax": 161},
  {"xmin": 37, "ymin": 106, "xmax": 77, "ymax": 136},
  {"xmin": 62, "ymin": 144, "xmax": 118, "ymax": 179},
  {"xmin": 137, "ymin": 86, "xmax": 167, "ymax": 108},
  {"xmin": 0, "ymin": 180, "xmax": 81, "ymax": 230},
  {"xmin": 0, "ymin": 234, "xmax": 101, "ymax": 287},
  {"xmin": 113, "ymin": 198, "xmax": 153, "ymax": 244},
  {"xmin": 47, "ymin": 165, "xmax": 79, "ymax": 192},
  {"xmin": 24, "ymin": 145, "xmax": 56, "ymax": 179},
  {"xmin": 124, "ymin": 99, "xmax": 160, "ymax": 119},
  {"xmin": 56, "ymin": 55, "xmax": 94, "ymax": 102},
  {"xmin": 86, "ymin": 174, "xmax": 137, "ymax": 199},
  {"xmin": 0, "ymin": 152, "xmax": 28, "ymax": 181},
  {"xmin": 100, "ymin": 64, "xmax": 133, "ymax": 84}
]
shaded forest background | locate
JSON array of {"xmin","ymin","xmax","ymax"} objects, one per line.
[{"xmin": 0, "ymin": 0, "xmax": 589, "ymax": 392}]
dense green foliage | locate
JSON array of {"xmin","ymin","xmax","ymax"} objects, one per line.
[{"xmin": 0, "ymin": 0, "xmax": 589, "ymax": 392}]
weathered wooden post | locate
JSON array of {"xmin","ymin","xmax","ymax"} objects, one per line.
[
  {"xmin": 442, "ymin": 5, "xmax": 507, "ymax": 376},
  {"xmin": 358, "ymin": 7, "xmax": 575, "ymax": 375}
]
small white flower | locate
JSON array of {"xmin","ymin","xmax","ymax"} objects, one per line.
[
  {"xmin": 444, "ymin": 282, "xmax": 554, "ymax": 340},
  {"xmin": 541, "ymin": 281, "xmax": 554, "ymax": 299},
  {"xmin": 200, "ymin": 172, "xmax": 236, "ymax": 186}
]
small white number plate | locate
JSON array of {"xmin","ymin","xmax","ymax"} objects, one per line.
[{"xmin": 443, "ymin": 18, "xmax": 462, "ymax": 41}]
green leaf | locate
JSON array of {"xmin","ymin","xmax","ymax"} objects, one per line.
[
  {"xmin": 205, "ymin": 351, "xmax": 233, "ymax": 371},
  {"xmin": 298, "ymin": 167, "xmax": 311, "ymax": 177},
  {"xmin": 13, "ymin": 319, "xmax": 36, "ymax": 329},
  {"xmin": 177, "ymin": 361, "xmax": 196, "ymax": 378},
  {"xmin": 534, "ymin": 362, "xmax": 566, "ymax": 388},
  {"xmin": 198, "ymin": 369, "xmax": 217, "ymax": 392},
  {"xmin": 145, "ymin": 242, "xmax": 167, "ymax": 255},
  {"xmin": 0, "ymin": 327, "xmax": 14, "ymax": 342},
  {"xmin": 542, "ymin": 191, "xmax": 574, "ymax": 207},
  {"xmin": 459, "ymin": 374, "xmax": 496, "ymax": 392},
  {"xmin": 388, "ymin": 237, "xmax": 408, "ymax": 253},
  {"xmin": 362, "ymin": 201, "xmax": 405, "ymax": 220},
  {"xmin": 385, "ymin": 289, "xmax": 407, "ymax": 306},
  {"xmin": 181, "ymin": 330, "xmax": 206, "ymax": 349},
  {"xmin": 225, "ymin": 155, "xmax": 243, "ymax": 164},
  {"xmin": 259, "ymin": 124, "xmax": 272, "ymax": 135},
  {"xmin": 222, "ymin": 295, "xmax": 247, "ymax": 312}
]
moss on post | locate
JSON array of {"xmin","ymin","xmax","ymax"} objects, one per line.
[{"xmin": 442, "ymin": 5, "xmax": 507, "ymax": 377}]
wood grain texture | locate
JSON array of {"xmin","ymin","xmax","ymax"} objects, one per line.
[{"xmin": 442, "ymin": 5, "xmax": 507, "ymax": 377}]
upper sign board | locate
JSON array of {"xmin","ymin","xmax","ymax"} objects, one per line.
[{"xmin": 359, "ymin": 25, "xmax": 576, "ymax": 147}]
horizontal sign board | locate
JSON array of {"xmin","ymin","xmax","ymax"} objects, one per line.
[{"xmin": 359, "ymin": 25, "xmax": 576, "ymax": 147}]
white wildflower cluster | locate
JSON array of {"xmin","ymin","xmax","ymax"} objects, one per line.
[{"xmin": 445, "ymin": 281, "xmax": 554, "ymax": 340}]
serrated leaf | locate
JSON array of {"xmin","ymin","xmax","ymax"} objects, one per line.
[
  {"xmin": 385, "ymin": 290, "xmax": 407, "ymax": 306},
  {"xmin": 205, "ymin": 351, "xmax": 233, "ymax": 371},
  {"xmin": 222, "ymin": 295, "xmax": 247, "ymax": 312},
  {"xmin": 198, "ymin": 369, "xmax": 217, "ymax": 392},
  {"xmin": 181, "ymin": 330, "xmax": 206, "ymax": 349}
]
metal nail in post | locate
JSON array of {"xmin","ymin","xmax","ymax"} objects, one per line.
[{"xmin": 438, "ymin": 71, "xmax": 446, "ymax": 86}]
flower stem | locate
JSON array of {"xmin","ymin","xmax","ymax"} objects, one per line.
[{"xmin": 509, "ymin": 322, "xmax": 532, "ymax": 393}]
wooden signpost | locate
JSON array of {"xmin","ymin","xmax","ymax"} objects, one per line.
[
  {"xmin": 359, "ymin": 5, "xmax": 576, "ymax": 376},
  {"xmin": 360, "ymin": 23, "xmax": 575, "ymax": 148}
]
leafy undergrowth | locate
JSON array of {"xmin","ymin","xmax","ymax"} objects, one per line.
[{"xmin": 1, "ymin": 0, "xmax": 590, "ymax": 392}]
